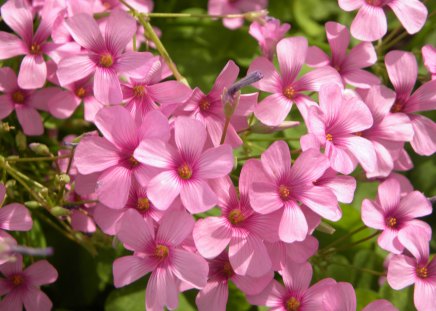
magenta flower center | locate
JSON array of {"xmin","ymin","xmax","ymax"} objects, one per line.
[
  {"xmin": 286, "ymin": 297, "xmax": 301, "ymax": 311},
  {"xmin": 416, "ymin": 266, "xmax": 428, "ymax": 278},
  {"xmin": 10, "ymin": 274, "xmax": 24, "ymax": 286},
  {"xmin": 30, "ymin": 43, "xmax": 41, "ymax": 55},
  {"xmin": 283, "ymin": 86, "xmax": 296, "ymax": 100},
  {"xmin": 326, "ymin": 133, "xmax": 333, "ymax": 142},
  {"xmin": 133, "ymin": 85, "xmax": 146, "ymax": 97},
  {"xmin": 75, "ymin": 87, "xmax": 87, "ymax": 98},
  {"xmin": 99, "ymin": 53, "xmax": 114, "ymax": 67},
  {"xmin": 391, "ymin": 101, "xmax": 403, "ymax": 113},
  {"xmin": 365, "ymin": 0, "xmax": 383, "ymax": 6},
  {"xmin": 199, "ymin": 98, "xmax": 211, "ymax": 111},
  {"xmin": 154, "ymin": 244, "xmax": 169, "ymax": 260},
  {"xmin": 12, "ymin": 91, "xmax": 25, "ymax": 104},
  {"xmin": 177, "ymin": 163, "xmax": 192, "ymax": 180},
  {"xmin": 129, "ymin": 155, "xmax": 140, "ymax": 167},
  {"xmin": 222, "ymin": 261, "xmax": 235, "ymax": 277},
  {"xmin": 228, "ymin": 209, "xmax": 245, "ymax": 225},
  {"xmin": 386, "ymin": 216, "xmax": 397, "ymax": 228},
  {"xmin": 279, "ymin": 184, "xmax": 291, "ymax": 200},
  {"xmin": 136, "ymin": 197, "xmax": 150, "ymax": 212}
]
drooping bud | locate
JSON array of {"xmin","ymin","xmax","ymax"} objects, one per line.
[{"xmin": 29, "ymin": 143, "xmax": 50, "ymax": 155}]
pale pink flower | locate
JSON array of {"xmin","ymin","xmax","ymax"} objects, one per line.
[
  {"xmin": 249, "ymin": 141, "xmax": 341, "ymax": 243},
  {"xmin": 0, "ymin": 183, "xmax": 32, "ymax": 232},
  {"xmin": 387, "ymin": 226, "xmax": 436, "ymax": 311},
  {"xmin": 385, "ymin": 50, "xmax": 436, "ymax": 156},
  {"xmin": 57, "ymin": 9, "xmax": 150, "ymax": 104},
  {"xmin": 248, "ymin": 37, "xmax": 341, "ymax": 126},
  {"xmin": 422, "ymin": 44, "xmax": 436, "ymax": 80},
  {"xmin": 362, "ymin": 176, "xmax": 432, "ymax": 254},
  {"xmin": 312, "ymin": 168, "xmax": 357, "ymax": 204},
  {"xmin": 196, "ymin": 251, "xmax": 273, "ymax": 311},
  {"xmin": 355, "ymin": 85, "xmax": 414, "ymax": 178},
  {"xmin": 134, "ymin": 117, "xmax": 234, "ymax": 213},
  {"xmin": 180, "ymin": 61, "xmax": 257, "ymax": 148},
  {"xmin": 0, "ymin": 0, "xmax": 59, "ymax": 89},
  {"xmin": 301, "ymin": 83, "xmax": 377, "ymax": 175},
  {"xmin": 193, "ymin": 160, "xmax": 280, "ymax": 277},
  {"xmin": 306, "ymin": 22, "xmax": 380, "ymax": 88},
  {"xmin": 338, "ymin": 0, "xmax": 428, "ymax": 41},
  {"xmin": 113, "ymin": 209, "xmax": 208, "ymax": 311},
  {"xmin": 95, "ymin": 0, "xmax": 153, "ymax": 13},
  {"xmin": 247, "ymin": 262, "xmax": 335, "ymax": 310},
  {"xmin": 208, "ymin": 0, "xmax": 267, "ymax": 29},
  {"xmin": 0, "ymin": 255, "xmax": 58, "ymax": 311},
  {"xmin": 249, "ymin": 18, "xmax": 291, "ymax": 60},
  {"xmin": 74, "ymin": 106, "xmax": 170, "ymax": 208}
]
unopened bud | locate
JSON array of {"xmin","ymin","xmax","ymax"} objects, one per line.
[
  {"xmin": 29, "ymin": 143, "xmax": 50, "ymax": 156},
  {"xmin": 51, "ymin": 206, "xmax": 71, "ymax": 217},
  {"xmin": 24, "ymin": 201, "xmax": 42, "ymax": 209},
  {"xmin": 316, "ymin": 222, "xmax": 336, "ymax": 235},
  {"xmin": 249, "ymin": 120, "xmax": 300, "ymax": 134},
  {"xmin": 15, "ymin": 132, "xmax": 27, "ymax": 151},
  {"xmin": 55, "ymin": 174, "xmax": 71, "ymax": 186},
  {"xmin": 223, "ymin": 71, "xmax": 263, "ymax": 105}
]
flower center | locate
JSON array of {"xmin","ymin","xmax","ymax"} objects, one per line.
[
  {"xmin": 75, "ymin": 87, "xmax": 86, "ymax": 98},
  {"xmin": 228, "ymin": 209, "xmax": 245, "ymax": 225},
  {"xmin": 99, "ymin": 53, "xmax": 114, "ymax": 67},
  {"xmin": 199, "ymin": 98, "xmax": 211, "ymax": 111},
  {"xmin": 222, "ymin": 261, "xmax": 235, "ymax": 277},
  {"xmin": 177, "ymin": 163, "xmax": 192, "ymax": 180},
  {"xmin": 129, "ymin": 155, "xmax": 139, "ymax": 167},
  {"xmin": 137, "ymin": 197, "xmax": 150, "ymax": 212},
  {"xmin": 154, "ymin": 244, "xmax": 169, "ymax": 260},
  {"xmin": 354, "ymin": 131, "xmax": 362, "ymax": 136},
  {"xmin": 12, "ymin": 91, "xmax": 25, "ymax": 104},
  {"xmin": 133, "ymin": 85, "xmax": 146, "ymax": 97},
  {"xmin": 386, "ymin": 216, "xmax": 397, "ymax": 228},
  {"xmin": 283, "ymin": 86, "xmax": 296, "ymax": 100},
  {"xmin": 30, "ymin": 43, "xmax": 41, "ymax": 55},
  {"xmin": 10, "ymin": 274, "xmax": 24, "ymax": 286},
  {"xmin": 326, "ymin": 133, "xmax": 333, "ymax": 142},
  {"xmin": 416, "ymin": 266, "xmax": 428, "ymax": 279},
  {"xmin": 279, "ymin": 184, "xmax": 291, "ymax": 201},
  {"xmin": 391, "ymin": 101, "xmax": 403, "ymax": 113},
  {"xmin": 286, "ymin": 297, "xmax": 301, "ymax": 311}
]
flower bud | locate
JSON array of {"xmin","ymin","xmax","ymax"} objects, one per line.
[
  {"xmin": 15, "ymin": 132, "xmax": 27, "ymax": 151},
  {"xmin": 51, "ymin": 206, "xmax": 71, "ymax": 217},
  {"xmin": 249, "ymin": 120, "xmax": 300, "ymax": 134},
  {"xmin": 29, "ymin": 143, "xmax": 50, "ymax": 156},
  {"xmin": 24, "ymin": 201, "xmax": 42, "ymax": 209}
]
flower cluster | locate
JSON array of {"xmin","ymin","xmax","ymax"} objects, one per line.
[{"xmin": 0, "ymin": 0, "xmax": 434, "ymax": 310}]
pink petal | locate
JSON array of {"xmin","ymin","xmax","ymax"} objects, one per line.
[
  {"xmin": 171, "ymin": 249, "xmax": 208, "ymax": 288},
  {"xmin": 341, "ymin": 136, "xmax": 377, "ymax": 173},
  {"xmin": 254, "ymin": 93, "xmax": 293, "ymax": 126},
  {"xmin": 94, "ymin": 67, "xmax": 122, "ymax": 105},
  {"xmin": 246, "ymin": 280, "xmax": 286, "ymax": 307},
  {"xmin": 113, "ymin": 255, "xmax": 155, "ymax": 287},
  {"xmin": 249, "ymin": 182, "xmax": 283, "ymax": 214},
  {"xmin": 193, "ymin": 217, "xmax": 232, "ymax": 259},
  {"xmin": 414, "ymin": 280, "xmax": 436, "ymax": 311},
  {"xmin": 148, "ymin": 81, "xmax": 192, "ymax": 105},
  {"xmin": 57, "ymin": 54, "xmax": 96, "ymax": 86},
  {"xmin": 248, "ymin": 57, "xmax": 282, "ymax": 93},
  {"xmin": 378, "ymin": 228, "xmax": 403, "ymax": 254},
  {"xmin": 303, "ymin": 278, "xmax": 338, "ymax": 309},
  {"xmin": 0, "ymin": 67, "xmax": 18, "ymax": 92},
  {"xmin": 114, "ymin": 51, "xmax": 153, "ymax": 76},
  {"xmin": 377, "ymin": 177, "xmax": 401, "ymax": 213},
  {"xmin": 48, "ymin": 90, "xmax": 80, "ymax": 119},
  {"xmin": 326, "ymin": 22, "xmax": 350, "ymax": 66},
  {"xmin": 406, "ymin": 80, "xmax": 436, "ymax": 113},
  {"xmin": 410, "ymin": 114, "xmax": 436, "ymax": 156},
  {"xmin": 196, "ymin": 280, "xmax": 228, "ymax": 311},
  {"xmin": 157, "ymin": 210, "xmax": 194, "ymax": 246},
  {"xmin": 246, "ymin": 209, "xmax": 282, "ymax": 243},
  {"xmin": 0, "ymin": 0, "xmax": 33, "ymax": 43},
  {"xmin": 229, "ymin": 234, "xmax": 272, "ymax": 277},
  {"xmin": 373, "ymin": 113, "xmax": 414, "ymax": 142},
  {"xmin": 323, "ymin": 282, "xmax": 356, "ymax": 311},
  {"xmin": 75, "ymin": 136, "xmax": 121, "ymax": 175},
  {"xmin": 180, "ymin": 180, "xmax": 217, "ymax": 214},
  {"xmin": 175, "ymin": 117, "xmax": 206, "ymax": 161},
  {"xmin": 29, "ymin": 87, "xmax": 64, "ymax": 111},
  {"xmin": 325, "ymin": 143, "xmax": 356, "ymax": 175},
  {"xmin": 22, "ymin": 287, "xmax": 53, "ymax": 311},
  {"xmin": 351, "ymin": 5, "xmax": 387, "ymax": 42},
  {"xmin": 336, "ymin": 95, "xmax": 374, "ymax": 133},
  {"xmin": 422, "ymin": 44, "xmax": 436, "ymax": 78},
  {"xmin": 0, "ymin": 32, "xmax": 27, "ymax": 59},
  {"xmin": 96, "ymin": 165, "xmax": 132, "ymax": 209},
  {"xmin": 146, "ymin": 268, "xmax": 178, "ymax": 310},
  {"xmin": 260, "ymin": 140, "xmax": 291, "ymax": 181},
  {"xmin": 385, "ymin": 51, "xmax": 417, "ymax": 98},
  {"xmin": 83, "ymin": 96, "xmax": 105, "ymax": 122},
  {"xmin": 361, "ymin": 199, "xmax": 385, "ymax": 230},
  {"xmin": 306, "ymin": 46, "xmax": 330, "ymax": 67},
  {"xmin": 320, "ymin": 174, "xmax": 356, "ymax": 204},
  {"xmin": 282, "ymin": 262, "xmax": 312, "ymax": 292},
  {"xmin": 343, "ymin": 42, "xmax": 377, "ymax": 70},
  {"xmin": 387, "ymin": 255, "xmax": 417, "ymax": 289},
  {"xmin": 71, "ymin": 210, "xmax": 96, "ymax": 233},
  {"xmin": 0, "ymin": 183, "xmax": 5, "ymax": 201},
  {"xmin": 232, "ymin": 271, "xmax": 274, "ymax": 295},
  {"xmin": 24, "ymin": 260, "xmax": 58, "ymax": 286},
  {"xmin": 0, "ymin": 95, "xmax": 14, "ymax": 120},
  {"xmin": 294, "ymin": 67, "xmax": 342, "ymax": 92},
  {"xmin": 277, "ymin": 37, "xmax": 307, "ymax": 84},
  {"xmin": 238, "ymin": 159, "xmax": 268, "ymax": 198},
  {"xmin": 388, "ymin": 0, "xmax": 427, "ymax": 34},
  {"xmin": 318, "ymin": 83, "xmax": 343, "ymax": 125},
  {"xmin": 338, "ymin": 0, "xmax": 364, "ymax": 11},
  {"xmin": 290, "ymin": 148, "xmax": 330, "ymax": 184},
  {"xmin": 0, "ymin": 203, "xmax": 32, "ymax": 231},
  {"xmin": 197, "ymin": 145, "xmax": 234, "ymax": 179},
  {"xmin": 362, "ymin": 300, "xmax": 398, "ymax": 311},
  {"xmin": 210, "ymin": 60, "xmax": 239, "ymax": 97},
  {"xmin": 117, "ymin": 209, "xmax": 155, "ymax": 251},
  {"xmin": 147, "ymin": 171, "xmax": 181, "ymax": 210},
  {"xmin": 279, "ymin": 203, "xmax": 308, "ymax": 243},
  {"xmin": 18, "ymin": 55, "xmax": 46, "ymax": 90},
  {"xmin": 342, "ymin": 69, "xmax": 381, "ymax": 88},
  {"xmin": 0, "ymin": 291, "xmax": 22, "ymax": 311},
  {"xmin": 15, "ymin": 105, "xmax": 44, "ymax": 136},
  {"xmin": 298, "ymin": 186, "xmax": 341, "ymax": 221},
  {"xmin": 398, "ymin": 226, "xmax": 431, "ymax": 263},
  {"xmin": 65, "ymin": 13, "xmax": 105, "ymax": 52},
  {"xmin": 105, "ymin": 9, "xmax": 136, "ymax": 56},
  {"xmin": 396, "ymin": 191, "xmax": 432, "ymax": 219},
  {"xmin": 93, "ymin": 204, "xmax": 123, "ymax": 235}
]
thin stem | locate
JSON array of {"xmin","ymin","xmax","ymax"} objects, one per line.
[
  {"xmin": 329, "ymin": 261, "xmax": 386, "ymax": 277},
  {"xmin": 6, "ymin": 155, "xmax": 71, "ymax": 163},
  {"xmin": 220, "ymin": 118, "xmax": 231, "ymax": 145},
  {"xmin": 64, "ymin": 200, "xmax": 98, "ymax": 207},
  {"xmin": 324, "ymin": 231, "xmax": 380, "ymax": 255},
  {"xmin": 145, "ymin": 12, "xmax": 249, "ymax": 19},
  {"xmin": 381, "ymin": 31, "xmax": 409, "ymax": 52},
  {"xmin": 319, "ymin": 225, "xmax": 367, "ymax": 254},
  {"xmin": 248, "ymin": 137, "xmax": 300, "ymax": 142},
  {"xmin": 237, "ymin": 154, "xmax": 261, "ymax": 161}
]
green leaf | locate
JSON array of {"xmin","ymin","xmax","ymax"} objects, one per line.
[
  {"xmin": 105, "ymin": 279, "xmax": 147, "ymax": 311},
  {"xmin": 355, "ymin": 288, "xmax": 381, "ymax": 310}
]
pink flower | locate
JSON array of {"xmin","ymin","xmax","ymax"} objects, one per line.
[
  {"xmin": 74, "ymin": 106, "xmax": 170, "ymax": 208},
  {"xmin": 385, "ymin": 50, "xmax": 436, "ymax": 156},
  {"xmin": 422, "ymin": 44, "xmax": 436, "ymax": 80},
  {"xmin": 306, "ymin": 22, "xmax": 380, "ymax": 88},
  {"xmin": 247, "ymin": 262, "xmax": 335, "ymax": 310},
  {"xmin": 248, "ymin": 37, "xmax": 341, "ymax": 126},
  {"xmin": 301, "ymin": 83, "xmax": 377, "ymax": 175},
  {"xmin": 249, "ymin": 141, "xmax": 341, "ymax": 243},
  {"xmin": 362, "ymin": 176, "xmax": 432, "ymax": 254},
  {"xmin": 0, "ymin": 255, "xmax": 58, "ymax": 311},
  {"xmin": 180, "ymin": 60, "xmax": 257, "ymax": 148},
  {"xmin": 0, "ymin": 183, "xmax": 32, "ymax": 232},
  {"xmin": 196, "ymin": 250, "xmax": 272, "ymax": 311},
  {"xmin": 57, "ymin": 9, "xmax": 150, "ymax": 104},
  {"xmin": 249, "ymin": 18, "xmax": 291, "ymax": 60},
  {"xmin": 338, "ymin": 0, "xmax": 428, "ymax": 41},
  {"xmin": 0, "ymin": 0, "xmax": 59, "ymax": 89},
  {"xmin": 193, "ymin": 160, "xmax": 280, "ymax": 277},
  {"xmin": 312, "ymin": 168, "xmax": 357, "ymax": 204},
  {"xmin": 387, "ymin": 226, "xmax": 436, "ymax": 311},
  {"xmin": 208, "ymin": 0, "xmax": 267, "ymax": 29},
  {"xmin": 134, "ymin": 117, "xmax": 234, "ymax": 213},
  {"xmin": 113, "ymin": 209, "xmax": 208, "ymax": 311},
  {"xmin": 355, "ymin": 85, "xmax": 414, "ymax": 178}
]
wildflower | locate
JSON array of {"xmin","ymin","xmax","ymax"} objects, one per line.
[
  {"xmin": 208, "ymin": 0, "xmax": 268, "ymax": 29},
  {"xmin": 422, "ymin": 45, "xmax": 436, "ymax": 80}
]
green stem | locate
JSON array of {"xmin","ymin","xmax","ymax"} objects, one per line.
[
  {"xmin": 248, "ymin": 137, "xmax": 300, "ymax": 142},
  {"xmin": 144, "ymin": 12, "xmax": 249, "ymax": 19},
  {"xmin": 237, "ymin": 154, "xmax": 261, "ymax": 161},
  {"xmin": 63, "ymin": 200, "xmax": 98, "ymax": 207},
  {"xmin": 323, "ymin": 231, "xmax": 380, "ymax": 255},
  {"xmin": 381, "ymin": 31, "xmax": 409, "ymax": 52},
  {"xmin": 329, "ymin": 261, "xmax": 386, "ymax": 277},
  {"xmin": 6, "ymin": 154, "xmax": 71, "ymax": 163},
  {"xmin": 319, "ymin": 225, "xmax": 367, "ymax": 254}
]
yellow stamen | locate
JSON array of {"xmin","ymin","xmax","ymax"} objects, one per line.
[
  {"xmin": 223, "ymin": 261, "xmax": 235, "ymax": 277},
  {"xmin": 99, "ymin": 53, "xmax": 114, "ymax": 67},
  {"xmin": 178, "ymin": 163, "xmax": 192, "ymax": 180},
  {"xmin": 133, "ymin": 85, "xmax": 146, "ymax": 97},
  {"xmin": 228, "ymin": 209, "xmax": 245, "ymax": 225},
  {"xmin": 154, "ymin": 244, "xmax": 169, "ymax": 260},
  {"xmin": 279, "ymin": 185, "xmax": 291, "ymax": 201},
  {"xmin": 286, "ymin": 297, "xmax": 301, "ymax": 311},
  {"xmin": 75, "ymin": 87, "xmax": 86, "ymax": 98},
  {"xmin": 10, "ymin": 274, "xmax": 24, "ymax": 286},
  {"xmin": 326, "ymin": 133, "xmax": 333, "ymax": 141},
  {"xmin": 12, "ymin": 91, "xmax": 25, "ymax": 103},
  {"xmin": 283, "ymin": 86, "xmax": 296, "ymax": 100},
  {"xmin": 199, "ymin": 98, "xmax": 211, "ymax": 111},
  {"xmin": 137, "ymin": 197, "xmax": 150, "ymax": 211},
  {"xmin": 416, "ymin": 266, "xmax": 428, "ymax": 278}
]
